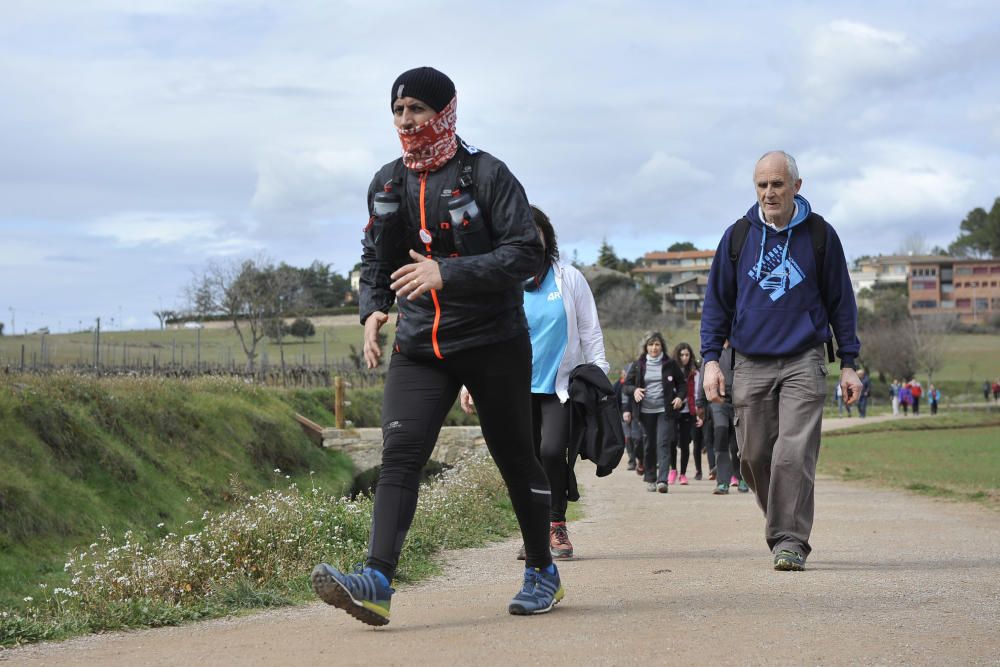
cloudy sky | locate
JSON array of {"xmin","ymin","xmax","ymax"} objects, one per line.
[{"xmin": 3, "ymin": 1, "xmax": 999, "ymax": 333}]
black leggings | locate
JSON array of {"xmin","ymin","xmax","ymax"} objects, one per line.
[
  {"xmin": 671, "ymin": 413, "xmax": 693, "ymax": 474},
  {"xmin": 367, "ymin": 332, "xmax": 552, "ymax": 580},
  {"xmin": 531, "ymin": 393, "xmax": 570, "ymax": 522}
]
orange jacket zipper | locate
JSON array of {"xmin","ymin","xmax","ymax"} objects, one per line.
[{"xmin": 419, "ymin": 171, "xmax": 444, "ymax": 360}]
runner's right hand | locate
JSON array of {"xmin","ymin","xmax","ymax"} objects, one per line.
[{"xmin": 363, "ymin": 311, "xmax": 389, "ymax": 369}]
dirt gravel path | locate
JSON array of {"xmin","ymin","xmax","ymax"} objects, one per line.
[{"xmin": 6, "ymin": 416, "xmax": 1000, "ymax": 666}]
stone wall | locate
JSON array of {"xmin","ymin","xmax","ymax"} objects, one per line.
[{"xmin": 321, "ymin": 426, "xmax": 486, "ymax": 471}]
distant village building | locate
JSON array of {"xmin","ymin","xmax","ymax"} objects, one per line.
[
  {"xmin": 845, "ymin": 254, "xmax": 1000, "ymax": 324},
  {"xmin": 908, "ymin": 256, "xmax": 1000, "ymax": 324},
  {"xmin": 633, "ymin": 249, "xmax": 715, "ymax": 315},
  {"xmin": 848, "ymin": 254, "xmax": 915, "ymax": 293}
]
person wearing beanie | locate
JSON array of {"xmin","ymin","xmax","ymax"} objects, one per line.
[{"xmin": 311, "ymin": 67, "xmax": 563, "ymax": 626}]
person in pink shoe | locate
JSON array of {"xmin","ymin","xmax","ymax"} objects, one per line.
[{"xmin": 670, "ymin": 342, "xmax": 700, "ymax": 485}]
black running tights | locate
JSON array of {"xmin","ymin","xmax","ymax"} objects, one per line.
[
  {"xmin": 366, "ymin": 333, "xmax": 552, "ymax": 581},
  {"xmin": 671, "ymin": 413, "xmax": 693, "ymax": 474},
  {"xmin": 531, "ymin": 392, "xmax": 570, "ymax": 522}
]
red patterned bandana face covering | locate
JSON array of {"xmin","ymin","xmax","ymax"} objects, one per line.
[{"xmin": 397, "ymin": 96, "xmax": 458, "ymax": 172}]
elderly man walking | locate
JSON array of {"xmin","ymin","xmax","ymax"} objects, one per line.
[{"xmin": 701, "ymin": 151, "xmax": 862, "ymax": 572}]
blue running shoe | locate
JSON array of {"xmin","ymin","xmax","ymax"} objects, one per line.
[
  {"xmin": 508, "ymin": 564, "xmax": 565, "ymax": 615},
  {"xmin": 311, "ymin": 563, "xmax": 394, "ymax": 626}
]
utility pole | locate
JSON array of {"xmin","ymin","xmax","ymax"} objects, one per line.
[
  {"xmin": 95, "ymin": 317, "xmax": 101, "ymax": 372},
  {"xmin": 8, "ymin": 307, "xmax": 13, "ymax": 336}
]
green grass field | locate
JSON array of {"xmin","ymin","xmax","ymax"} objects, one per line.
[
  {"xmin": 4, "ymin": 319, "xmax": 998, "ymax": 389},
  {"xmin": 0, "ymin": 321, "xmax": 395, "ymax": 370},
  {"xmin": 819, "ymin": 411, "xmax": 1000, "ymax": 509}
]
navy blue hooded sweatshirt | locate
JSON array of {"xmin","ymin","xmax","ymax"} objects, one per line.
[{"xmin": 700, "ymin": 195, "xmax": 860, "ymax": 368}]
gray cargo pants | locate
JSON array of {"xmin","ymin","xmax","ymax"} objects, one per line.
[{"xmin": 733, "ymin": 345, "xmax": 827, "ymax": 558}]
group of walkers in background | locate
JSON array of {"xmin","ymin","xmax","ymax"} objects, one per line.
[
  {"xmin": 889, "ymin": 378, "xmax": 937, "ymax": 416},
  {"xmin": 613, "ymin": 334, "xmax": 748, "ymax": 496}
]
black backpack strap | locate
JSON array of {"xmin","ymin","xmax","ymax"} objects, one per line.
[
  {"xmin": 454, "ymin": 136, "xmax": 480, "ymax": 193},
  {"xmin": 804, "ymin": 214, "xmax": 836, "ymax": 363},
  {"xmin": 728, "ymin": 217, "xmax": 751, "ymax": 263},
  {"xmin": 387, "ymin": 158, "xmax": 406, "ymax": 192},
  {"xmin": 805, "ymin": 214, "xmax": 826, "ymax": 280},
  {"xmin": 726, "ymin": 217, "xmax": 751, "ymax": 364}
]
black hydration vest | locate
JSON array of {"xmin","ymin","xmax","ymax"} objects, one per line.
[{"xmin": 382, "ymin": 139, "xmax": 491, "ymax": 259}]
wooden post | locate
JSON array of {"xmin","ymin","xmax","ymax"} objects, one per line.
[{"xmin": 334, "ymin": 375, "xmax": 345, "ymax": 429}]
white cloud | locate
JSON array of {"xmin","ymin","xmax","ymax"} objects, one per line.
[
  {"xmin": 89, "ymin": 212, "xmax": 225, "ymax": 246},
  {"xmin": 0, "ymin": 240, "xmax": 48, "ymax": 268},
  {"xmin": 829, "ymin": 164, "xmax": 971, "ymax": 225},
  {"xmin": 635, "ymin": 152, "xmax": 714, "ymax": 191},
  {"xmin": 818, "ymin": 142, "xmax": 977, "ymax": 250},
  {"xmin": 798, "ymin": 20, "xmax": 921, "ymax": 104},
  {"xmin": 250, "ymin": 147, "xmax": 377, "ymax": 227}
]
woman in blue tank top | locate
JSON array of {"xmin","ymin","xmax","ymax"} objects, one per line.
[{"xmin": 463, "ymin": 206, "xmax": 608, "ymax": 559}]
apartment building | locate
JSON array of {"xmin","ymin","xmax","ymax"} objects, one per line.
[
  {"xmin": 634, "ymin": 249, "xmax": 715, "ymax": 286},
  {"xmin": 909, "ymin": 257, "xmax": 1000, "ymax": 323},
  {"xmin": 849, "ymin": 254, "xmax": 915, "ymax": 292},
  {"xmin": 633, "ymin": 249, "xmax": 715, "ymax": 313}
]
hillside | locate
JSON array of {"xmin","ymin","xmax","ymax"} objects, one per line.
[{"xmin": 0, "ymin": 375, "xmax": 355, "ymax": 607}]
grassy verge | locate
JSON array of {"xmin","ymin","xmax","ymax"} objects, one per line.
[
  {"xmin": 0, "ymin": 453, "xmax": 518, "ymax": 648},
  {"xmin": 819, "ymin": 411, "xmax": 1000, "ymax": 509},
  {"xmin": 0, "ymin": 375, "xmax": 357, "ymax": 611}
]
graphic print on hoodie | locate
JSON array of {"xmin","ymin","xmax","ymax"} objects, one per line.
[{"xmin": 751, "ymin": 243, "xmax": 804, "ymax": 302}]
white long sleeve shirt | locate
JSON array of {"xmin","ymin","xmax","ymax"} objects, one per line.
[{"xmin": 551, "ymin": 260, "xmax": 609, "ymax": 402}]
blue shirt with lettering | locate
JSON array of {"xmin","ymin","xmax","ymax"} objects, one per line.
[{"xmin": 524, "ymin": 268, "xmax": 567, "ymax": 394}]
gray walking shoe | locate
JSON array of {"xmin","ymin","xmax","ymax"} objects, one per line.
[{"xmin": 773, "ymin": 550, "xmax": 806, "ymax": 571}]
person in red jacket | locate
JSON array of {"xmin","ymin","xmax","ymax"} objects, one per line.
[
  {"xmin": 910, "ymin": 379, "xmax": 923, "ymax": 415},
  {"xmin": 670, "ymin": 342, "xmax": 701, "ymax": 484}
]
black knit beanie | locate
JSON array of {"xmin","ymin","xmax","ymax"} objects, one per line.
[{"xmin": 390, "ymin": 67, "xmax": 455, "ymax": 113}]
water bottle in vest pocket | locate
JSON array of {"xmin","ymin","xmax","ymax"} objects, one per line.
[
  {"xmin": 447, "ymin": 192, "xmax": 492, "ymax": 256},
  {"xmin": 369, "ymin": 191, "xmax": 407, "ymax": 263}
]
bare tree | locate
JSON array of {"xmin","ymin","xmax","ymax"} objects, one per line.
[
  {"xmin": 859, "ymin": 314, "xmax": 953, "ymax": 383},
  {"xmin": 860, "ymin": 322, "xmax": 919, "ymax": 381},
  {"xmin": 153, "ymin": 309, "xmax": 177, "ymax": 330},
  {"xmin": 597, "ymin": 286, "xmax": 657, "ymax": 331},
  {"xmin": 896, "ymin": 233, "xmax": 929, "ymax": 257},
  {"xmin": 911, "ymin": 314, "xmax": 953, "ymax": 383},
  {"xmin": 187, "ymin": 256, "xmax": 297, "ymax": 372}
]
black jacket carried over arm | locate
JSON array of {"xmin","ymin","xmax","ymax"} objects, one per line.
[
  {"xmin": 359, "ymin": 141, "xmax": 543, "ymax": 360},
  {"xmin": 564, "ymin": 364, "xmax": 625, "ymax": 500}
]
